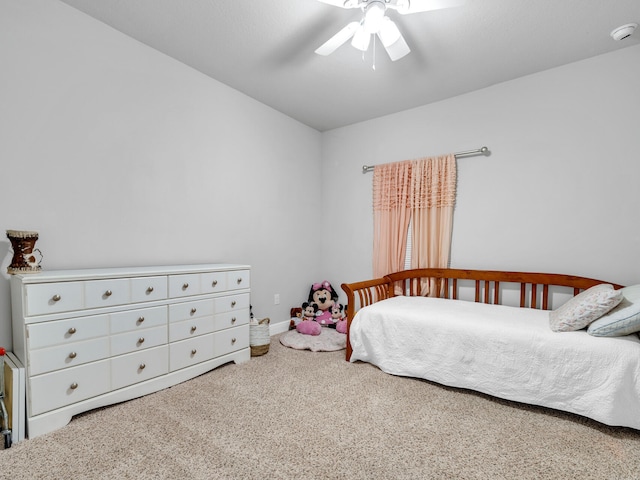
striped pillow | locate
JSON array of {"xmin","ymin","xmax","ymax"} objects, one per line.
[{"xmin": 588, "ymin": 285, "xmax": 640, "ymax": 337}]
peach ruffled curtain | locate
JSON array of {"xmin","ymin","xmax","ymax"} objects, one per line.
[
  {"xmin": 373, "ymin": 154, "xmax": 457, "ymax": 295},
  {"xmin": 410, "ymin": 154, "xmax": 457, "ymax": 295},
  {"xmin": 372, "ymin": 160, "xmax": 412, "ymax": 279}
]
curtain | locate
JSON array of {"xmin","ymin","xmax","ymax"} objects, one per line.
[
  {"xmin": 372, "ymin": 154, "xmax": 457, "ymax": 296},
  {"xmin": 372, "ymin": 160, "xmax": 412, "ymax": 279},
  {"xmin": 410, "ymin": 154, "xmax": 457, "ymax": 296}
]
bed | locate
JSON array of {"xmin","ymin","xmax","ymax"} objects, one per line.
[{"xmin": 341, "ymin": 268, "xmax": 640, "ymax": 429}]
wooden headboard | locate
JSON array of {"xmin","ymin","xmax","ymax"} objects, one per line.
[{"xmin": 341, "ymin": 268, "xmax": 623, "ymax": 361}]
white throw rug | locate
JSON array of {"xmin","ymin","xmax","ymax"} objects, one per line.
[{"xmin": 279, "ymin": 328, "xmax": 346, "ymax": 351}]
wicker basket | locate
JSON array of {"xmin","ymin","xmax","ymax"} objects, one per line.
[{"xmin": 250, "ymin": 317, "xmax": 270, "ymax": 357}]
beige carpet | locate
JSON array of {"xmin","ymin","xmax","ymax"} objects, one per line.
[{"xmin": 2, "ymin": 333, "xmax": 640, "ymax": 479}]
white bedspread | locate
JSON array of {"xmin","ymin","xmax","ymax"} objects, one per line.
[{"xmin": 350, "ymin": 296, "xmax": 640, "ymax": 429}]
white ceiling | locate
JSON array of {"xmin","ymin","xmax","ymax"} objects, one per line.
[{"xmin": 58, "ymin": 0, "xmax": 640, "ymax": 132}]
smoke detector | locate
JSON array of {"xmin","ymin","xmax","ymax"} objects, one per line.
[{"xmin": 610, "ymin": 23, "xmax": 638, "ymax": 41}]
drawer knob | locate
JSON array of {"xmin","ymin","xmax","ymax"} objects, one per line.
[
  {"xmin": 52, "ymin": 294, "xmax": 61, "ymax": 302},
  {"xmin": 190, "ymin": 326, "xmax": 197, "ymax": 333},
  {"xmin": 231, "ymin": 301, "xmax": 237, "ymax": 307},
  {"xmin": 138, "ymin": 337, "xmax": 145, "ymax": 344},
  {"xmin": 68, "ymin": 352, "xmax": 77, "ymax": 359},
  {"xmin": 190, "ymin": 308, "xmax": 197, "ymax": 314},
  {"xmin": 146, "ymin": 286, "xmax": 154, "ymax": 293},
  {"xmin": 237, "ymin": 278, "xmax": 242, "ymax": 284},
  {"xmin": 191, "ymin": 349, "xmax": 197, "ymax": 355},
  {"xmin": 104, "ymin": 290, "xmax": 113, "ymax": 297},
  {"xmin": 231, "ymin": 317, "xmax": 237, "ymax": 324},
  {"xmin": 182, "ymin": 283, "xmax": 189, "ymax": 290},
  {"xmin": 231, "ymin": 337, "xmax": 237, "ymax": 344},
  {"xmin": 212, "ymin": 280, "xmax": 218, "ymax": 287},
  {"xmin": 68, "ymin": 327, "xmax": 77, "ymax": 335},
  {"xmin": 139, "ymin": 363, "xmax": 146, "ymax": 370},
  {"xmin": 70, "ymin": 382, "xmax": 78, "ymax": 390},
  {"xmin": 137, "ymin": 316, "xmax": 145, "ymax": 324}
]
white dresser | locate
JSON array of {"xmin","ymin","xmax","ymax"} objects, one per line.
[{"xmin": 10, "ymin": 263, "xmax": 251, "ymax": 438}]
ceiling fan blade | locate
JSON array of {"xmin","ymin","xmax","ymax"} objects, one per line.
[
  {"xmin": 395, "ymin": 0, "xmax": 465, "ymax": 14},
  {"xmin": 316, "ymin": 0, "xmax": 359, "ymax": 9},
  {"xmin": 315, "ymin": 21, "xmax": 360, "ymax": 56},
  {"xmin": 377, "ymin": 18, "xmax": 410, "ymax": 61}
]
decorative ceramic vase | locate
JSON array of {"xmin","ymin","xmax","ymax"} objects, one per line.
[{"xmin": 7, "ymin": 230, "xmax": 43, "ymax": 274}]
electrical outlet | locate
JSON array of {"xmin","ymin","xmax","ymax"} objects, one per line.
[{"xmin": 274, "ymin": 294, "xmax": 280, "ymax": 305}]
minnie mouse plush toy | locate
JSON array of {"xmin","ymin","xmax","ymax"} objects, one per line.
[{"xmin": 308, "ymin": 280, "xmax": 339, "ymax": 326}]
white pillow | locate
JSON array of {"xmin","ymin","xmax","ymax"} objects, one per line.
[
  {"xmin": 587, "ymin": 285, "xmax": 640, "ymax": 337},
  {"xmin": 549, "ymin": 283, "xmax": 623, "ymax": 332}
]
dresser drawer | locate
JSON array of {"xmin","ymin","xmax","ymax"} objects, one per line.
[
  {"xmin": 169, "ymin": 316, "xmax": 215, "ymax": 342},
  {"xmin": 111, "ymin": 346, "xmax": 168, "ymax": 390},
  {"xmin": 168, "ymin": 273, "xmax": 201, "ymax": 298},
  {"xmin": 200, "ymin": 271, "xmax": 227, "ymax": 294},
  {"xmin": 29, "ymin": 337, "xmax": 110, "ymax": 376},
  {"xmin": 214, "ymin": 309, "xmax": 250, "ymax": 331},
  {"xmin": 110, "ymin": 325, "xmax": 167, "ymax": 356},
  {"xmin": 169, "ymin": 334, "xmax": 215, "ymax": 372},
  {"xmin": 214, "ymin": 293, "xmax": 250, "ymax": 313},
  {"xmin": 168, "ymin": 298, "xmax": 214, "ymax": 322},
  {"xmin": 214, "ymin": 324, "xmax": 249, "ymax": 356},
  {"xmin": 131, "ymin": 276, "xmax": 167, "ymax": 303},
  {"xmin": 84, "ymin": 278, "xmax": 131, "ymax": 309},
  {"xmin": 226, "ymin": 270, "xmax": 250, "ymax": 291},
  {"xmin": 25, "ymin": 281, "xmax": 84, "ymax": 316},
  {"xmin": 111, "ymin": 306, "xmax": 167, "ymax": 334},
  {"xmin": 27, "ymin": 314, "xmax": 109, "ymax": 349},
  {"xmin": 30, "ymin": 359, "xmax": 111, "ymax": 416}
]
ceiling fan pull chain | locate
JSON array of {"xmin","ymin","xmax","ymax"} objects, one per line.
[{"xmin": 372, "ymin": 33, "xmax": 376, "ymax": 70}]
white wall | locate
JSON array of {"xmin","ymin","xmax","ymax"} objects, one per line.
[
  {"xmin": 321, "ymin": 44, "xmax": 640, "ymax": 300},
  {"xmin": 2, "ymin": 1, "xmax": 639, "ymax": 349},
  {"xmin": 0, "ymin": 0, "xmax": 322, "ymax": 348}
]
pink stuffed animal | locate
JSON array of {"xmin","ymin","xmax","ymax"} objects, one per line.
[
  {"xmin": 308, "ymin": 280, "xmax": 339, "ymax": 326},
  {"xmin": 332, "ymin": 303, "xmax": 348, "ymax": 334},
  {"xmin": 296, "ymin": 302, "xmax": 322, "ymax": 336}
]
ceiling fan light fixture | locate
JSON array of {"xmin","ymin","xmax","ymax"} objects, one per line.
[
  {"xmin": 316, "ymin": 0, "xmax": 465, "ymax": 61},
  {"xmin": 351, "ymin": 25, "xmax": 371, "ymax": 50},
  {"xmin": 377, "ymin": 17, "xmax": 410, "ymax": 60},
  {"xmin": 363, "ymin": 1, "xmax": 386, "ymax": 33},
  {"xmin": 378, "ymin": 17, "xmax": 401, "ymax": 46},
  {"xmin": 383, "ymin": 33, "xmax": 411, "ymax": 61}
]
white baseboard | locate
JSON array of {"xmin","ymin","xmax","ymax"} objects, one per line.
[{"xmin": 269, "ymin": 320, "xmax": 291, "ymax": 336}]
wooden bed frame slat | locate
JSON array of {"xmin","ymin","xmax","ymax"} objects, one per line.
[{"xmin": 341, "ymin": 268, "xmax": 623, "ymax": 361}]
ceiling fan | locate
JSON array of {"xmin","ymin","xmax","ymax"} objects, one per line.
[{"xmin": 315, "ymin": 0, "xmax": 465, "ymax": 61}]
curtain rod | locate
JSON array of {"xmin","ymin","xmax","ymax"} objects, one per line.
[{"xmin": 361, "ymin": 146, "xmax": 490, "ymax": 173}]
